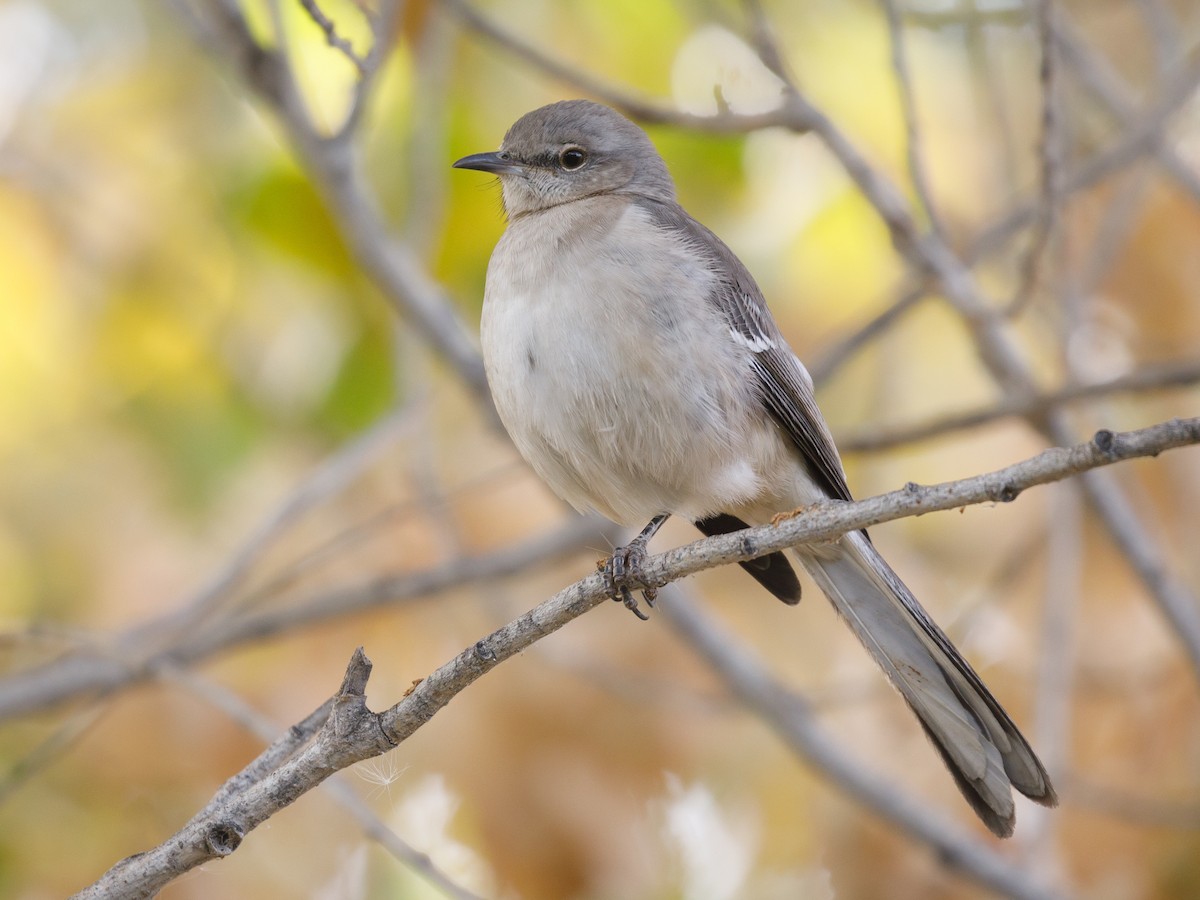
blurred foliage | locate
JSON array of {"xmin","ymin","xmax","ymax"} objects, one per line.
[{"xmin": 1, "ymin": 0, "xmax": 1200, "ymax": 898}]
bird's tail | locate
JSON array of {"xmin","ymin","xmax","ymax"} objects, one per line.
[{"xmin": 798, "ymin": 530, "xmax": 1057, "ymax": 837}]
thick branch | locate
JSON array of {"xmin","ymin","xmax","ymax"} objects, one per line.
[
  {"xmin": 165, "ymin": 666, "xmax": 486, "ymax": 899},
  {"xmin": 72, "ymin": 418, "xmax": 1199, "ymax": 897},
  {"xmin": 72, "ymin": 650, "xmax": 391, "ymax": 900}
]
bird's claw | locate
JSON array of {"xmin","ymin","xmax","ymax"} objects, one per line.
[{"xmin": 600, "ymin": 540, "xmax": 657, "ymax": 620}]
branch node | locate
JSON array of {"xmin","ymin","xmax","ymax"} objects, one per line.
[
  {"xmin": 205, "ymin": 821, "xmax": 243, "ymax": 856},
  {"xmin": 1093, "ymin": 428, "xmax": 1117, "ymax": 455},
  {"xmin": 333, "ymin": 648, "xmax": 374, "ymax": 737},
  {"xmin": 376, "ymin": 713, "xmax": 399, "ymax": 748},
  {"xmin": 997, "ymin": 483, "xmax": 1022, "ymax": 503},
  {"xmin": 473, "ymin": 640, "xmax": 497, "ymax": 662},
  {"xmin": 298, "ymin": 0, "xmax": 368, "ymax": 74},
  {"xmin": 339, "ymin": 647, "xmax": 373, "ymax": 698}
]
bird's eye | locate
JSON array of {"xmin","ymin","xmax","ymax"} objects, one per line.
[{"xmin": 559, "ymin": 147, "xmax": 588, "ymax": 170}]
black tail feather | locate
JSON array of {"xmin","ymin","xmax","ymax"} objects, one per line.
[{"xmin": 694, "ymin": 513, "xmax": 801, "ymax": 604}]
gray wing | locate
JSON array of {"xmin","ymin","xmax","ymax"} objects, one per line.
[{"xmin": 640, "ymin": 198, "xmax": 853, "ymax": 504}]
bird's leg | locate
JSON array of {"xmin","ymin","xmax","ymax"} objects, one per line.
[{"xmin": 601, "ymin": 514, "xmax": 669, "ymax": 620}]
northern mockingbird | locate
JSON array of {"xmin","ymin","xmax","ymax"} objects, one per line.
[{"xmin": 454, "ymin": 99, "xmax": 1056, "ymax": 837}]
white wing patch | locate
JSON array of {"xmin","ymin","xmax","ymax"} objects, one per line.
[{"xmin": 728, "ymin": 325, "xmax": 774, "ymax": 353}]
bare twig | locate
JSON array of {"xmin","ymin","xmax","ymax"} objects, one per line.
[
  {"xmin": 962, "ymin": 4, "xmax": 1022, "ymax": 196},
  {"xmin": 236, "ymin": 459, "xmax": 527, "ymax": 608},
  {"xmin": 71, "ymin": 653, "xmax": 375, "ymax": 900},
  {"xmin": 71, "ymin": 418, "xmax": 1200, "ymax": 897},
  {"xmin": 807, "ymin": 279, "xmax": 929, "ymax": 385},
  {"xmin": 1070, "ymin": 165, "xmax": 1153, "ymax": 302},
  {"xmin": 37, "ymin": 5, "xmax": 1200, "ymax": 898},
  {"xmin": 1135, "ymin": 0, "xmax": 1183, "ymax": 80},
  {"xmin": 442, "ymin": 0, "xmax": 805, "ymax": 134},
  {"xmin": 174, "ymin": 0, "xmax": 491, "ymax": 400},
  {"xmin": 343, "ymin": 0, "xmax": 404, "ymax": 135},
  {"xmin": 319, "ymin": 777, "xmax": 488, "ymax": 900},
  {"xmin": 160, "ymin": 404, "xmax": 416, "ymax": 635},
  {"xmin": 1005, "ymin": 0, "xmax": 1061, "ymax": 316},
  {"xmin": 745, "ymin": 35, "xmax": 1200, "ymax": 681},
  {"xmin": 1073, "ymin": 465, "xmax": 1200, "ymax": 672},
  {"xmin": 838, "ymin": 359, "xmax": 1200, "ymax": 452},
  {"xmin": 1051, "ymin": 9, "xmax": 1200, "ymax": 207},
  {"xmin": 0, "ymin": 707, "xmax": 105, "ymax": 805},
  {"xmin": 741, "ymin": 0, "xmax": 795, "ymax": 85},
  {"xmin": 1021, "ymin": 483, "xmax": 1082, "ymax": 863},
  {"xmin": 446, "ymin": 0, "xmax": 1200, "ymax": 295},
  {"xmin": 218, "ymin": 422, "xmax": 1200, "ymax": 659},
  {"xmin": 298, "ymin": 0, "xmax": 367, "ymax": 73},
  {"xmin": 165, "ymin": 667, "xmax": 486, "ymax": 900},
  {"xmin": 0, "ymin": 513, "xmax": 613, "ymax": 722},
  {"xmin": 880, "ymin": 0, "xmax": 947, "ymax": 236}
]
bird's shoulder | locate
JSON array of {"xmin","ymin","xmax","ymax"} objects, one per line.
[{"xmin": 633, "ymin": 197, "xmax": 787, "ymax": 356}]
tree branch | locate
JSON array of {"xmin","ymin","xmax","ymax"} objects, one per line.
[
  {"xmin": 1004, "ymin": 0, "xmax": 1061, "ymax": 316},
  {"xmin": 442, "ymin": 0, "xmax": 809, "ymax": 134},
  {"xmin": 746, "ymin": 26, "xmax": 1200, "ymax": 681},
  {"xmin": 838, "ymin": 359, "xmax": 1200, "ymax": 452},
  {"xmin": 164, "ymin": 665, "xmax": 486, "ymax": 900},
  {"xmin": 297, "ymin": 0, "xmax": 367, "ymax": 73},
  {"xmin": 880, "ymin": 0, "xmax": 947, "ymax": 237},
  {"xmin": 189, "ymin": 0, "xmax": 1200, "ymax": 687},
  {"xmin": 174, "ymin": 0, "xmax": 491, "ymax": 401},
  {"xmin": 72, "ymin": 418, "xmax": 1200, "ymax": 897},
  {"xmin": 0, "ymin": 513, "xmax": 612, "ymax": 722}
]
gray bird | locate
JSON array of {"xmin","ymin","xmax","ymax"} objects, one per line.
[{"xmin": 454, "ymin": 99, "xmax": 1056, "ymax": 837}]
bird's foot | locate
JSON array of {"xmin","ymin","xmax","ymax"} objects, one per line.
[
  {"xmin": 599, "ymin": 539, "xmax": 657, "ymax": 621},
  {"xmin": 598, "ymin": 515, "xmax": 668, "ymax": 620}
]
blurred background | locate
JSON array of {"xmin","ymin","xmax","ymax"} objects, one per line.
[{"xmin": 1, "ymin": 0, "xmax": 1199, "ymax": 897}]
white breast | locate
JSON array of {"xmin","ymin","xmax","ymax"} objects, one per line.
[{"xmin": 481, "ymin": 198, "xmax": 783, "ymax": 525}]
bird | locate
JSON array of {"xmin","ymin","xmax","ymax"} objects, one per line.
[{"xmin": 453, "ymin": 98, "xmax": 1056, "ymax": 837}]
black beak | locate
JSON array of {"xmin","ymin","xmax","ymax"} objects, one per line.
[{"xmin": 452, "ymin": 151, "xmax": 524, "ymax": 175}]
